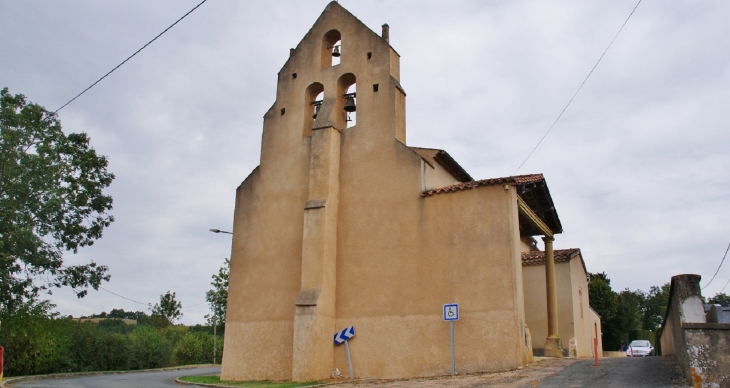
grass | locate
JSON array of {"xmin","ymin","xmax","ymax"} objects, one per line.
[{"xmin": 178, "ymin": 375, "xmax": 324, "ymax": 387}]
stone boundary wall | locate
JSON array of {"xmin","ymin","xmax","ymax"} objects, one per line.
[{"xmin": 659, "ymin": 274, "xmax": 730, "ymax": 388}]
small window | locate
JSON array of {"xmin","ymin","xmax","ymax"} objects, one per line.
[{"xmin": 579, "ymin": 288, "xmax": 584, "ymax": 318}]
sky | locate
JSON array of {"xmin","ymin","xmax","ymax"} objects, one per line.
[{"xmin": 1, "ymin": 0, "xmax": 729, "ymax": 325}]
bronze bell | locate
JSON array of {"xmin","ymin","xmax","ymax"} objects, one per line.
[
  {"xmin": 344, "ymin": 96, "xmax": 356, "ymax": 112},
  {"xmin": 313, "ymin": 103, "xmax": 321, "ymax": 119},
  {"xmin": 332, "ymin": 45, "xmax": 341, "ymax": 57}
]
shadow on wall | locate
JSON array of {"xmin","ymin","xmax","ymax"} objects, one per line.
[{"xmin": 658, "ymin": 274, "xmax": 730, "ymax": 387}]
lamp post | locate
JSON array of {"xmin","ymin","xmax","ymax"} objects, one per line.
[{"xmin": 208, "ymin": 228, "xmax": 231, "ymax": 365}]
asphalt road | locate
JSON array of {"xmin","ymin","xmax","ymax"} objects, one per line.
[
  {"xmin": 8, "ymin": 366, "xmax": 221, "ymax": 388},
  {"xmin": 536, "ymin": 357, "xmax": 687, "ymax": 388}
]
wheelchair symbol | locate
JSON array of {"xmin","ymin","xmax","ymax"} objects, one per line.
[{"xmin": 443, "ymin": 303, "xmax": 459, "ymax": 321}]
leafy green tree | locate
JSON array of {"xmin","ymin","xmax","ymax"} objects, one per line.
[
  {"xmin": 205, "ymin": 258, "xmax": 229, "ymax": 332},
  {"xmin": 91, "ymin": 308, "xmax": 148, "ymax": 320},
  {"xmin": 0, "ymin": 88, "xmax": 114, "ymax": 311},
  {"xmin": 615, "ymin": 289, "xmax": 644, "ymax": 343},
  {"xmin": 708, "ymin": 292, "xmax": 730, "ymax": 305},
  {"xmin": 588, "ymin": 272, "xmax": 620, "ymax": 350},
  {"xmin": 642, "ymin": 283, "xmax": 670, "ymax": 332},
  {"xmin": 151, "ymin": 290, "xmax": 182, "ymax": 324}
]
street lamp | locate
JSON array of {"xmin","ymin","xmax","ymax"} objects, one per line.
[{"xmin": 208, "ymin": 227, "xmax": 231, "ymax": 364}]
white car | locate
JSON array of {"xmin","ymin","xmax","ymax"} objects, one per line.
[{"xmin": 626, "ymin": 340, "xmax": 655, "ymax": 357}]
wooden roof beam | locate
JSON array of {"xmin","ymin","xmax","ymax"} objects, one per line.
[{"xmin": 517, "ymin": 196, "xmax": 553, "ymax": 238}]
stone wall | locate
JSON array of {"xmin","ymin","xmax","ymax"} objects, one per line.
[{"xmin": 659, "ymin": 274, "xmax": 730, "ymax": 387}]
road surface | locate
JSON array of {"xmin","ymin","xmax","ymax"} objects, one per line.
[{"xmin": 8, "ymin": 366, "xmax": 220, "ymax": 388}]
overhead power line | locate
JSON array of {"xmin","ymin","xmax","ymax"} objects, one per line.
[
  {"xmin": 514, "ymin": 0, "xmax": 642, "ymax": 174},
  {"xmin": 702, "ymin": 242, "xmax": 730, "ymax": 290},
  {"xmin": 99, "ymin": 286, "xmax": 152, "ymax": 306},
  {"xmin": 99, "ymin": 286, "xmax": 207, "ymax": 309},
  {"xmin": 52, "ymin": 0, "xmax": 209, "ymax": 114},
  {"xmin": 720, "ymin": 277, "xmax": 730, "ymax": 294}
]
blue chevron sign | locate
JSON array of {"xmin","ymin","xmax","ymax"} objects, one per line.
[{"xmin": 334, "ymin": 326, "xmax": 355, "ymax": 345}]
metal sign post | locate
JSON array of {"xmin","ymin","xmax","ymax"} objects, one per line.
[
  {"xmin": 344, "ymin": 339, "xmax": 354, "ymax": 379},
  {"xmin": 334, "ymin": 326, "xmax": 355, "ymax": 379},
  {"xmin": 443, "ymin": 303, "xmax": 459, "ymax": 375}
]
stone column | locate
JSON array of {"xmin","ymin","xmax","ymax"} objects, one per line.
[
  {"xmin": 292, "ymin": 126, "xmax": 341, "ymax": 380},
  {"xmin": 543, "ymin": 236, "xmax": 564, "ymax": 358}
]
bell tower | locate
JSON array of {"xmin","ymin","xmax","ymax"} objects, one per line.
[
  {"xmin": 264, "ymin": 2, "xmax": 405, "ymax": 381},
  {"xmin": 222, "ymin": 2, "xmax": 407, "ymax": 382}
]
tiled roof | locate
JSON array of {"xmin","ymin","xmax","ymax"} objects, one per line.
[
  {"xmin": 521, "ymin": 248, "xmax": 587, "ymax": 274},
  {"xmin": 420, "ymin": 174, "xmax": 544, "ymax": 197}
]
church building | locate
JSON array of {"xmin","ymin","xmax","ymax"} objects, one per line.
[{"xmin": 221, "ymin": 2, "xmax": 599, "ymax": 382}]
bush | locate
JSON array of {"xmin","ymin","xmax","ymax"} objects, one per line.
[
  {"xmin": 0, "ymin": 302, "xmax": 69, "ymax": 376},
  {"xmin": 128, "ymin": 325, "xmax": 172, "ymax": 369},
  {"xmin": 172, "ymin": 332, "xmax": 223, "ymax": 365},
  {"xmin": 0, "ymin": 302, "xmax": 218, "ymax": 376}
]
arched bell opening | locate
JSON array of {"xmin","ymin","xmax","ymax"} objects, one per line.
[
  {"xmin": 304, "ymin": 82, "xmax": 324, "ymax": 137},
  {"xmin": 321, "ymin": 29, "xmax": 341, "ymax": 68},
  {"xmin": 344, "ymin": 84, "xmax": 356, "ymax": 128},
  {"xmin": 335, "ymin": 73, "xmax": 356, "ymax": 129}
]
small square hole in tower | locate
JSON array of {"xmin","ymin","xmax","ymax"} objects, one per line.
[{"xmin": 373, "ymin": 84, "xmax": 379, "ymax": 92}]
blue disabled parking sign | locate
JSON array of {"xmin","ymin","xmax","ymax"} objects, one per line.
[{"xmin": 443, "ymin": 303, "xmax": 459, "ymax": 321}]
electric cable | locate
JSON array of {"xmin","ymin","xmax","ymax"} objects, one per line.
[
  {"xmin": 514, "ymin": 0, "xmax": 642, "ymax": 174},
  {"xmin": 99, "ymin": 286, "xmax": 152, "ymax": 306},
  {"xmin": 100, "ymin": 286, "xmax": 206, "ymax": 309},
  {"xmin": 719, "ymin": 277, "xmax": 730, "ymax": 294},
  {"xmin": 702, "ymin": 242, "xmax": 730, "ymax": 290},
  {"xmin": 52, "ymin": 0, "xmax": 209, "ymax": 114}
]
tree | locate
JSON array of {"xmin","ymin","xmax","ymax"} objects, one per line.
[
  {"xmin": 708, "ymin": 292, "xmax": 730, "ymax": 305},
  {"xmin": 205, "ymin": 258, "xmax": 229, "ymax": 331},
  {"xmin": 615, "ymin": 289, "xmax": 644, "ymax": 342},
  {"xmin": 90, "ymin": 308, "xmax": 148, "ymax": 320},
  {"xmin": 151, "ymin": 291, "xmax": 182, "ymax": 324},
  {"xmin": 0, "ymin": 88, "xmax": 114, "ymax": 311},
  {"xmin": 588, "ymin": 272, "xmax": 620, "ymax": 349},
  {"xmin": 642, "ymin": 283, "xmax": 670, "ymax": 332}
]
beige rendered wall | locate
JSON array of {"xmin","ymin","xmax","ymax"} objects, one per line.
[
  {"xmin": 568, "ymin": 257, "xmax": 599, "ymax": 358},
  {"xmin": 589, "ymin": 309, "xmax": 603, "ymax": 357},
  {"xmin": 421, "ymin": 159, "xmax": 459, "ymax": 191},
  {"xmin": 523, "ymin": 261, "xmax": 573, "ymax": 356},
  {"xmin": 334, "ymin": 180, "xmax": 531, "ymax": 378},
  {"xmin": 222, "ymin": 2, "xmax": 532, "ymax": 382},
  {"xmin": 523, "ymin": 257, "xmax": 602, "ymax": 358}
]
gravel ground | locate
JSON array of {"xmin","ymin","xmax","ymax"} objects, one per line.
[{"xmin": 330, "ymin": 357, "xmax": 688, "ymax": 388}]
